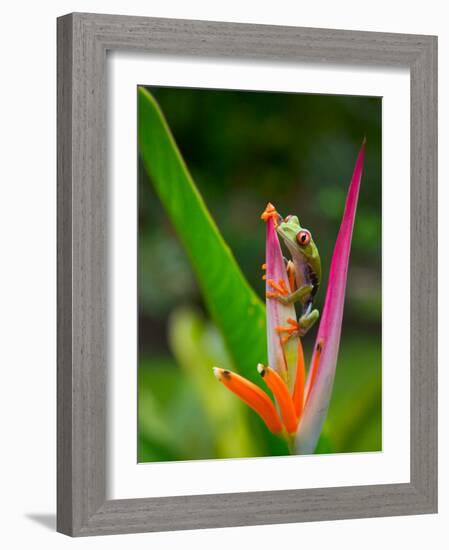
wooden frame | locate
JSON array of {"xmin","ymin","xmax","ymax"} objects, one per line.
[{"xmin": 57, "ymin": 12, "xmax": 438, "ymax": 536}]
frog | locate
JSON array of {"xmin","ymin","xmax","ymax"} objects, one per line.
[{"xmin": 274, "ymin": 214, "xmax": 321, "ymax": 336}]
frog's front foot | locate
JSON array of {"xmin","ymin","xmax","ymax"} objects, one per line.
[
  {"xmin": 265, "ymin": 278, "xmax": 290, "ymax": 302},
  {"xmin": 266, "ymin": 282, "xmax": 313, "ymax": 307}
]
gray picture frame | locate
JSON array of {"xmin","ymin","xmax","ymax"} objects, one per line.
[{"xmin": 57, "ymin": 12, "xmax": 438, "ymax": 536}]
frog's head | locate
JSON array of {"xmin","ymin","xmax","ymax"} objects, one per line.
[{"xmin": 276, "ymin": 214, "xmax": 319, "ymax": 265}]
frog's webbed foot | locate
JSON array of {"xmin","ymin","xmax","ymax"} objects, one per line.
[
  {"xmin": 274, "ymin": 306, "xmax": 319, "ymax": 343},
  {"xmin": 275, "ymin": 318, "xmax": 301, "ymax": 345},
  {"xmin": 265, "ymin": 278, "xmax": 290, "ymax": 301}
]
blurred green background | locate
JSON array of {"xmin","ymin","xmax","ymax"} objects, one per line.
[{"xmin": 138, "ymin": 87, "xmax": 382, "ymax": 462}]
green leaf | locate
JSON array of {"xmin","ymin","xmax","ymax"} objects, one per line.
[{"xmin": 138, "ymin": 87, "xmax": 266, "ymax": 384}]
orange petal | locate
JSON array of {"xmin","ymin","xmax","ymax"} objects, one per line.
[
  {"xmin": 257, "ymin": 364, "xmax": 298, "ymax": 434},
  {"xmin": 292, "ymin": 338, "xmax": 306, "ymax": 418},
  {"xmin": 213, "ymin": 368, "xmax": 283, "ymax": 434}
]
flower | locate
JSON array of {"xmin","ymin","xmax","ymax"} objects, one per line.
[
  {"xmin": 214, "ymin": 142, "xmax": 365, "ymax": 453},
  {"xmin": 213, "ymin": 202, "xmax": 316, "ymax": 446}
]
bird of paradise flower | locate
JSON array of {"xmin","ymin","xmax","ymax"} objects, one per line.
[{"xmin": 214, "ymin": 141, "xmax": 365, "ymax": 455}]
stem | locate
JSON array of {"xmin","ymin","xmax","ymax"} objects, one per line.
[{"xmin": 286, "ymin": 433, "xmax": 296, "ymax": 454}]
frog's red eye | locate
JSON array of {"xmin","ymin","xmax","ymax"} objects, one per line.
[{"xmin": 296, "ymin": 230, "xmax": 311, "ymax": 246}]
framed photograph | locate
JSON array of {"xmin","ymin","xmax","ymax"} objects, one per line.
[{"xmin": 57, "ymin": 13, "xmax": 437, "ymax": 536}]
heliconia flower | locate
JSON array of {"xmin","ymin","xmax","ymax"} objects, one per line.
[
  {"xmin": 213, "ymin": 142, "xmax": 365, "ymax": 453},
  {"xmin": 213, "ymin": 203, "xmax": 307, "ymax": 442}
]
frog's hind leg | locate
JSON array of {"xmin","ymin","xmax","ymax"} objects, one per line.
[{"xmin": 298, "ymin": 302, "xmax": 320, "ymax": 336}]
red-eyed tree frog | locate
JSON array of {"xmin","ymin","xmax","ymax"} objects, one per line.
[{"xmin": 273, "ymin": 214, "xmax": 321, "ymax": 336}]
